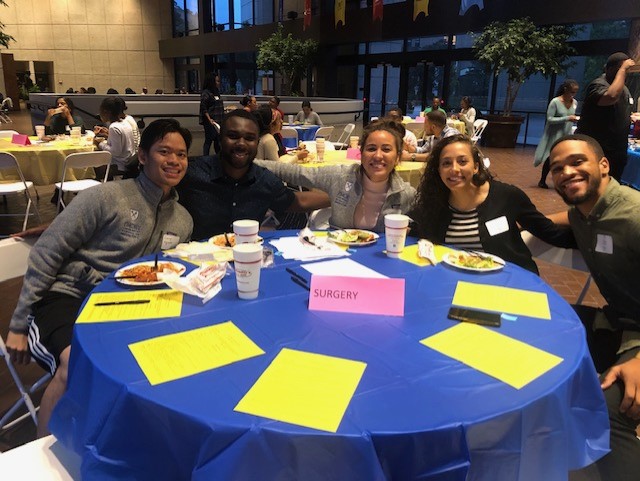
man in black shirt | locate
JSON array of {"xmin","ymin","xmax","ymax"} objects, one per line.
[
  {"xmin": 178, "ymin": 109, "xmax": 329, "ymax": 240},
  {"xmin": 575, "ymin": 52, "xmax": 636, "ymax": 180}
]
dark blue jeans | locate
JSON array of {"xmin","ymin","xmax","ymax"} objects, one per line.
[{"xmin": 202, "ymin": 121, "xmax": 220, "ymax": 156}]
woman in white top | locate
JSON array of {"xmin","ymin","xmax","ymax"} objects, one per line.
[
  {"xmin": 256, "ymin": 106, "xmax": 309, "ymax": 162},
  {"xmin": 456, "ymin": 96, "xmax": 476, "ymax": 135},
  {"xmin": 94, "ymin": 97, "xmax": 136, "ymax": 174}
]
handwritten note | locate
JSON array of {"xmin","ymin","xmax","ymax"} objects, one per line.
[
  {"xmin": 129, "ymin": 321, "xmax": 265, "ymax": 385},
  {"xmin": 235, "ymin": 348, "xmax": 366, "ymax": 432},
  {"xmin": 76, "ymin": 290, "xmax": 183, "ymax": 323},
  {"xmin": 452, "ymin": 281, "xmax": 551, "ymax": 319},
  {"xmin": 421, "ymin": 323, "xmax": 563, "ymax": 389}
]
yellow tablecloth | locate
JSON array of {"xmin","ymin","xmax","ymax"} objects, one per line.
[
  {"xmin": 0, "ymin": 137, "xmax": 95, "ymax": 185},
  {"xmin": 292, "ymin": 150, "xmax": 425, "ymax": 188},
  {"xmin": 446, "ymin": 119, "xmax": 466, "ymax": 134}
]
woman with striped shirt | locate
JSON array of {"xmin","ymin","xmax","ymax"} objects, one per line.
[{"xmin": 410, "ymin": 134, "xmax": 574, "ymax": 274}]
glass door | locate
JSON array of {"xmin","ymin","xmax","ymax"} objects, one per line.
[{"xmin": 367, "ymin": 64, "xmax": 400, "ymax": 121}]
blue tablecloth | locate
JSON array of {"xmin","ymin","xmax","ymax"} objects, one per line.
[
  {"xmin": 282, "ymin": 124, "xmax": 321, "ymax": 148},
  {"xmin": 622, "ymin": 148, "xmax": 640, "ymax": 190},
  {"xmin": 50, "ymin": 233, "xmax": 608, "ymax": 481}
]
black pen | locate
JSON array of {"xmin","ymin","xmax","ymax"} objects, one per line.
[
  {"xmin": 286, "ymin": 267, "xmax": 309, "ymax": 285},
  {"xmin": 290, "ymin": 276, "xmax": 310, "ymax": 291},
  {"xmin": 94, "ymin": 300, "xmax": 151, "ymax": 307}
]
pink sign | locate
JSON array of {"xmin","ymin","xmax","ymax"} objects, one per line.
[
  {"xmin": 11, "ymin": 134, "xmax": 31, "ymax": 146},
  {"xmin": 308, "ymin": 275, "xmax": 405, "ymax": 316},
  {"xmin": 346, "ymin": 148, "xmax": 361, "ymax": 160}
]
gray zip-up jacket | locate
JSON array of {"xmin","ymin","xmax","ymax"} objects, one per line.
[
  {"xmin": 9, "ymin": 173, "xmax": 193, "ymax": 333},
  {"xmin": 254, "ymin": 161, "xmax": 416, "ymax": 232}
]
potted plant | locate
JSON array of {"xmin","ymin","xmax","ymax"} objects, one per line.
[{"xmin": 472, "ymin": 18, "xmax": 575, "ymax": 147}]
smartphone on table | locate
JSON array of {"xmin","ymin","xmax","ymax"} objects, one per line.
[{"xmin": 448, "ymin": 307, "xmax": 501, "ymax": 327}]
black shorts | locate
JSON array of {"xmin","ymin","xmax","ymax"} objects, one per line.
[{"xmin": 28, "ymin": 292, "xmax": 84, "ymax": 375}]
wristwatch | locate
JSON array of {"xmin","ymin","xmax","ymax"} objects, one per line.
[{"xmin": 411, "ymin": 153, "xmax": 416, "ymax": 162}]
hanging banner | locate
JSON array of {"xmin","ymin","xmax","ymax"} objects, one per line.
[
  {"xmin": 459, "ymin": 0, "xmax": 484, "ymax": 15},
  {"xmin": 372, "ymin": 0, "xmax": 383, "ymax": 21},
  {"xmin": 335, "ymin": 0, "xmax": 345, "ymax": 27},
  {"xmin": 278, "ymin": 0, "xmax": 283, "ymax": 22},
  {"xmin": 413, "ymin": 0, "xmax": 428, "ymax": 20},
  {"xmin": 304, "ymin": 0, "xmax": 312, "ymax": 30}
]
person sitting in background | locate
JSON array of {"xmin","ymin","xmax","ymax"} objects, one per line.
[
  {"xmin": 386, "ymin": 107, "xmax": 417, "ymax": 152},
  {"xmin": 240, "ymin": 94, "xmax": 258, "ymax": 112},
  {"xmin": 410, "ymin": 134, "xmax": 574, "ymax": 274},
  {"xmin": 65, "ymin": 87, "xmax": 74, "ymax": 94},
  {"xmin": 155, "ymin": 89, "xmax": 164, "ymax": 94},
  {"xmin": 94, "ymin": 97, "xmax": 136, "ymax": 175},
  {"xmin": 44, "ymin": 97, "xmax": 84, "ymax": 135},
  {"xmin": 87, "ymin": 87, "xmax": 96, "ymax": 94},
  {"xmin": 177, "ymin": 109, "xmax": 329, "ymax": 239},
  {"xmin": 125, "ymin": 87, "xmax": 136, "ymax": 94},
  {"xmin": 268, "ymin": 96, "xmax": 285, "ymax": 120},
  {"xmin": 423, "ymin": 96, "xmax": 442, "ymax": 115},
  {"xmin": 141, "ymin": 87, "xmax": 148, "ymax": 95},
  {"xmin": 454, "ymin": 96, "xmax": 476, "ymax": 135},
  {"xmin": 402, "ymin": 110, "xmax": 458, "ymax": 161},
  {"xmin": 106, "ymin": 88, "xmax": 119, "ymax": 94},
  {"xmin": 255, "ymin": 105, "xmax": 306, "ymax": 162},
  {"xmin": 294, "ymin": 100, "xmax": 323, "ymax": 126},
  {"xmin": 255, "ymin": 118, "xmax": 415, "ymax": 233},
  {"xmin": 3, "ymin": 119, "xmax": 193, "ymax": 438}
]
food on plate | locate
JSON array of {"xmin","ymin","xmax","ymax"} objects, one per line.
[
  {"xmin": 210, "ymin": 233, "xmax": 263, "ymax": 247},
  {"xmin": 328, "ymin": 229, "xmax": 376, "ymax": 244},
  {"xmin": 119, "ymin": 263, "xmax": 182, "ymax": 282},
  {"xmin": 450, "ymin": 252, "xmax": 499, "ymax": 269}
]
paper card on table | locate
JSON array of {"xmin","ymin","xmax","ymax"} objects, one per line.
[
  {"xmin": 76, "ymin": 290, "xmax": 183, "ymax": 323},
  {"xmin": 309, "ymin": 275, "xmax": 404, "ymax": 316},
  {"xmin": 452, "ymin": 281, "xmax": 550, "ymax": 320},
  {"xmin": 11, "ymin": 133, "xmax": 31, "ymax": 146},
  {"xmin": 346, "ymin": 148, "xmax": 361, "ymax": 160},
  {"xmin": 129, "ymin": 321, "xmax": 264, "ymax": 385},
  {"xmin": 420, "ymin": 323, "xmax": 563, "ymax": 389},
  {"xmin": 399, "ymin": 244, "xmax": 458, "ymax": 266},
  {"xmin": 302, "ymin": 258, "xmax": 387, "ymax": 278},
  {"xmin": 235, "ymin": 348, "xmax": 366, "ymax": 432}
]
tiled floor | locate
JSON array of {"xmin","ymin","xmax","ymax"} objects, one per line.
[{"xmin": 0, "ymin": 109, "xmax": 604, "ymax": 451}]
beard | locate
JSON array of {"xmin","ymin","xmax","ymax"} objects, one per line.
[{"xmin": 555, "ymin": 175, "xmax": 601, "ymax": 206}]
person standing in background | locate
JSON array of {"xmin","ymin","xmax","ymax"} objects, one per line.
[
  {"xmin": 575, "ymin": 52, "xmax": 636, "ymax": 180},
  {"xmin": 535, "ymin": 79, "xmax": 580, "ymax": 188},
  {"xmin": 199, "ymin": 73, "xmax": 224, "ymax": 156}
]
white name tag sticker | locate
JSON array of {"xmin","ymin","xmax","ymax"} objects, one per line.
[
  {"xmin": 595, "ymin": 234, "xmax": 613, "ymax": 254},
  {"xmin": 485, "ymin": 216, "xmax": 509, "ymax": 236},
  {"xmin": 630, "ymin": 97, "xmax": 634, "ymax": 105},
  {"xmin": 161, "ymin": 232, "xmax": 180, "ymax": 250}
]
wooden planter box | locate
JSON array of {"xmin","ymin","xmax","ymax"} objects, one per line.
[{"xmin": 481, "ymin": 114, "xmax": 524, "ymax": 148}]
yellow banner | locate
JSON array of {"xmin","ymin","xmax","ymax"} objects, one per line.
[
  {"xmin": 414, "ymin": 0, "xmax": 429, "ymax": 20},
  {"xmin": 335, "ymin": 0, "xmax": 345, "ymax": 27}
]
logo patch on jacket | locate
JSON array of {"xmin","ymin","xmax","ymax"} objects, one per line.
[
  {"xmin": 130, "ymin": 209, "xmax": 139, "ymax": 221},
  {"xmin": 344, "ymin": 181, "xmax": 353, "ymax": 192}
]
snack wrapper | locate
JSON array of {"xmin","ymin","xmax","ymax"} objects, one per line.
[{"xmin": 161, "ymin": 262, "xmax": 228, "ymax": 304}]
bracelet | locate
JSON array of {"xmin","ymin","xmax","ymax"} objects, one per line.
[{"xmin": 411, "ymin": 153, "xmax": 416, "ymax": 162}]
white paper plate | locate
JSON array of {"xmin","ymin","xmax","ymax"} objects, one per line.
[
  {"xmin": 209, "ymin": 233, "xmax": 264, "ymax": 248},
  {"xmin": 114, "ymin": 260, "xmax": 186, "ymax": 286},
  {"xmin": 327, "ymin": 229, "xmax": 379, "ymax": 246},
  {"xmin": 442, "ymin": 252, "xmax": 505, "ymax": 272}
]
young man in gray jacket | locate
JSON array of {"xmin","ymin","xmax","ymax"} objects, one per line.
[{"xmin": 4, "ymin": 119, "xmax": 194, "ymax": 437}]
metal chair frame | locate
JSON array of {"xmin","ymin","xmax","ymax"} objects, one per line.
[
  {"xmin": 313, "ymin": 126, "xmax": 334, "ymax": 141},
  {"xmin": 280, "ymin": 127, "xmax": 299, "ymax": 147},
  {"xmin": 55, "ymin": 151, "xmax": 112, "ymax": 211},
  {"xmin": 332, "ymin": 123, "xmax": 355, "ymax": 150},
  {"xmin": 0, "ymin": 152, "xmax": 41, "ymax": 231},
  {"xmin": 471, "ymin": 119, "xmax": 488, "ymax": 145}
]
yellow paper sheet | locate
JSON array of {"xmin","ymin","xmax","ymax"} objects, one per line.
[
  {"xmin": 399, "ymin": 244, "xmax": 458, "ymax": 266},
  {"xmin": 421, "ymin": 323, "xmax": 563, "ymax": 389},
  {"xmin": 235, "ymin": 348, "xmax": 366, "ymax": 432},
  {"xmin": 129, "ymin": 321, "xmax": 265, "ymax": 385},
  {"xmin": 76, "ymin": 290, "xmax": 184, "ymax": 323},
  {"xmin": 452, "ymin": 281, "xmax": 551, "ymax": 320}
]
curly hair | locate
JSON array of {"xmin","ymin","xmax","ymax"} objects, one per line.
[
  {"xmin": 412, "ymin": 134, "xmax": 492, "ymax": 238},
  {"xmin": 360, "ymin": 118, "xmax": 405, "ymax": 155}
]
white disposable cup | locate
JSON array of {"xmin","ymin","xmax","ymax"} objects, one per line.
[
  {"xmin": 233, "ymin": 243, "xmax": 262, "ymax": 300},
  {"xmin": 316, "ymin": 137, "xmax": 325, "ymax": 162},
  {"xmin": 349, "ymin": 136, "xmax": 359, "ymax": 148},
  {"xmin": 35, "ymin": 125, "xmax": 45, "ymax": 139},
  {"xmin": 288, "ymin": 115, "xmax": 294, "ymax": 124},
  {"xmin": 384, "ymin": 214, "xmax": 409, "ymax": 258},
  {"xmin": 70, "ymin": 131, "xmax": 81, "ymax": 145},
  {"xmin": 233, "ymin": 219, "xmax": 259, "ymax": 244}
]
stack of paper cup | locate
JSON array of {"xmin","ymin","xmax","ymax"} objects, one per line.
[
  {"xmin": 349, "ymin": 136, "xmax": 359, "ymax": 149},
  {"xmin": 288, "ymin": 115, "xmax": 294, "ymax": 124},
  {"xmin": 35, "ymin": 125, "xmax": 45, "ymax": 140},
  {"xmin": 384, "ymin": 214, "xmax": 410, "ymax": 258},
  {"xmin": 233, "ymin": 243, "xmax": 262, "ymax": 300},
  {"xmin": 233, "ymin": 219, "xmax": 259, "ymax": 244},
  {"xmin": 316, "ymin": 137, "xmax": 325, "ymax": 162},
  {"xmin": 70, "ymin": 126, "xmax": 82, "ymax": 145}
]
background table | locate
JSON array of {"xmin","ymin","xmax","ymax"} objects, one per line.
[
  {"xmin": 50, "ymin": 233, "xmax": 608, "ymax": 481},
  {"xmin": 622, "ymin": 148, "xmax": 640, "ymax": 190},
  {"xmin": 0, "ymin": 137, "xmax": 95, "ymax": 185},
  {"xmin": 446, "ymin": 119, "xmax": 467, "ymax": 134},
  {"xmin": 282, "ymin": 124, "xmax": 321, "ymax": 148}
]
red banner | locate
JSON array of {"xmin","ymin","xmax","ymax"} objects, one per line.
[
  {"xmin": 373, "ymin": 0, "xmax": 383, "ymax": 21},
  {"xmin": 303, "ymin": 0, "xmax": 311, "ymax": 30}
]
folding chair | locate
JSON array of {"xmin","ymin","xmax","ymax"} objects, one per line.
[
  {"xmin": 332, "ymin": 123, "xmax": 355, "ymax": 150},
  {"xmin": 0, "ymin": 97, "xmax": 13, "ymax": 123},
  {"xmin": 0, "ymin": 152, "xmax": 41, "ymax": 231},
  {"xmin": 0, "ymin": 237, "xmax": 51, "ymax": 431},
  {"xmin": 314, "ymin": 126, "xmax": 334, "ymax": 141},
  {"xmin": 471, "ymin": 119, "xmax": 488, "ymax": 145},
  {"xmin": 55, "ymin": 151, "xmax": 112, "ymax": 211},
  {"xmin": 280, "ymin": 127, "xmax": 299, "ymax": 148}
]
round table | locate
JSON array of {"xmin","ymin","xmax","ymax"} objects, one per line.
[
  {"xmin": 282, "ymin": 124, "xmax": 321, "ymax": 148},
  {"xmin": 50, "ymin": 233, "xmax": 608, "ymax": 481}
]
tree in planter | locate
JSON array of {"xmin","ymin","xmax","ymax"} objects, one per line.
[
  {"xmin": 256, "ymin": 24, "xmax": 318, "ymax": 95},
  {"xmin": 473, "ymin": 18, "xmax": 575, "ymax": 116},
  {"xmin": 0, "ymin": 0, "xmax": 15, "ymax": 48}
]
